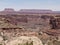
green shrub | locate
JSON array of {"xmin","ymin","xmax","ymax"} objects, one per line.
[
  {"xmin": 18, "ymin": 43, "xmax": 21, "ymax": 45},
  {"xmin": 25, "ymin": 42, "xmax": 28, "ymax": 45},
  {"xmin": 29, "ymin": 41, "xmax": 33, "ymax": 45},
  {"xmin": 0, "ymin": 44, "xmax": 2, "ymax": 45},
  {"xmin": 53, "ymin": 40, "xmax": 60, "ymax": 45}
]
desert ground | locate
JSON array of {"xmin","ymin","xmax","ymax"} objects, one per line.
[{"xmin": 0, "ymin": 9, "xmax": 60, "ymax": 45}]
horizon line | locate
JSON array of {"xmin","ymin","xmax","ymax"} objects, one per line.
[{"xmin": 0, "ymin": 8, "xmax": 60, "ymax": 11}]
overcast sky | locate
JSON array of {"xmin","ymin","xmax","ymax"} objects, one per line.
[{"xmin": 0, "ymin": 0, "xmax": 60, "ymax": 11}]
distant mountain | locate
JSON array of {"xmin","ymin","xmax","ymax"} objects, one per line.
[{"xmin": 0, "ymin": 8, "xmax": 60, "ymax": 14}]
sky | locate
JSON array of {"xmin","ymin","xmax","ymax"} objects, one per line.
[{"xmin": 0, "ymin": 0, "xmax": 60, "ymax": 11}]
